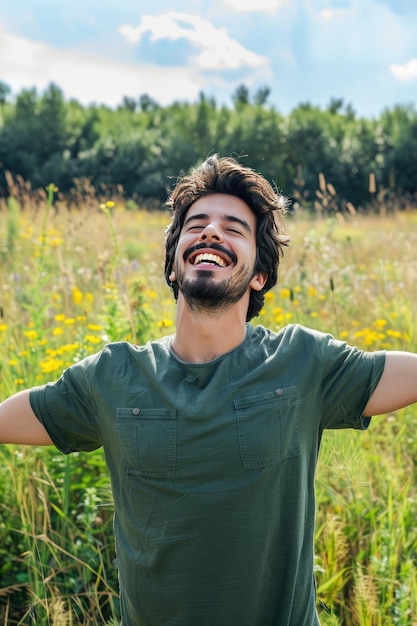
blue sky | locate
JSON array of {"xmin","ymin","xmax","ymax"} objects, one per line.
[{"xmin": 0, "ymin": 0, "xmax": 416, "ymax": 118}]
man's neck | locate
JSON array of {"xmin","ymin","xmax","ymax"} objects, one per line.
[{"xmin": 170, "ymin": 296, "xmax": 249, "ymax": 363}]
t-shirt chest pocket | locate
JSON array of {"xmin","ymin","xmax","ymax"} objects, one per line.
[
  {"xmin": 234, "ymin": 386, "xmax": 300, "ymax": 469},
  {"xmin": 116, "ymin": 408, "xmax": 177, "ymax": 478}
]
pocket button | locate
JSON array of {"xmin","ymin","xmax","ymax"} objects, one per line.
[
  {"xmin": 274, "ymin": 388, "xmax": 284, "ymax": 396},
  {"xmin": 132, "ymin": 407, "xmax": 141, "ymax": 415}
]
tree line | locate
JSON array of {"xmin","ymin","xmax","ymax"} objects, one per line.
[{"xmin": 0, "ymin": 80, "xmax": 416, "ymax": 211}]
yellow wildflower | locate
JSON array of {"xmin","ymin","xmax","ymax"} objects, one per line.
[
  {"xmin": 52, "ymin": 327, "xmax": 64, "ymax": 336},
  {"xmin": 87, "ymin": 324, "xmax": 103, "ymax": 331},
  {"xmin": 60, "ymin": 343, "xmax": 80, "ymax": 353},
  {"xmin": 157, "ymin": 319, "xmax": 174, "ymax": 329},
  {"xmin": 40, "ymin": 358, "xmax": 64, "ymax": 374},
  {"xmin": 50, "ymin": 237, "xmax": 64, "ymax": 247},
  {"xmin": 386, "ymin": 330, "xmax": 402, "ymax": 339},
  {"xmin": 72, "ymin": 286, "xmax": 83, "ymax": 305},
  {"xmin": 85, "ymin": 334, "xmax": 102, "ymax": 344},
  {"xmin": 24, "ymin": 330, "xmax": 38, "ymax": 340}
]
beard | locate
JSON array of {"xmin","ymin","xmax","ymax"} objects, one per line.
[{"xmin": 176, "ymin": 264, "xmax": 255, "ymax": 315}]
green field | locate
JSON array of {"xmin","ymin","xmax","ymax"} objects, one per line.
[{"xmin": 1, "ymin": 190, "xmax": 417, "ymax": 624}]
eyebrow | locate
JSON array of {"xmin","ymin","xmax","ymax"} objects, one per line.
[{"xmin": 183, "ymin": 213, "xmax": 252, "ymax": 233}]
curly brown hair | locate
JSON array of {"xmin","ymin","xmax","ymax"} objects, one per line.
[{"xmin": 164, "ymin": 155, "xmax": 290, "ymax": 321}]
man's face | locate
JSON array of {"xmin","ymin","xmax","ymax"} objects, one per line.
[{"xmin": 169, "ymin": 194, "xmax": 266, "ymax": 313}]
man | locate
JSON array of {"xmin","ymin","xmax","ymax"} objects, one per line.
[{"xmin": 1, "ymin": 155, "xmax": 417, "ymax": 625}]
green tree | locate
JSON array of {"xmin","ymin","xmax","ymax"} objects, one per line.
[
  {"xmin": 138, "ymin": 94, "xmax": 160, "ymax": 113},
  {"xmin": 1, "ymin": 81, "xmax": 417, "ymax": 208},
  {"xmin": 380, "ymin": 105, "xmax": 417, "ymax": 195},
  {"xmin": 232, "ymin": 84, "xmax": 250, "ymax": 108},
  {"xmin": 253, "ymin": 85, "xmax": 271, "ymax": 107},
  {"xmin": 38, "ymin": 83, "xmax": 67, "ymax": 158},
  {"xmin": 0, "ymin": 87, "xmax": 40, "ymax": 181},
  {"xmin": 0, "ymin": 83, "xmax": 72, "ymax": 189},
  {"xmin": 0, "ymin": 81, "xmax": 12, "ymax": 131},
  {"xmin": 119, "ymin": 96, "xmax": 137, "ymax": 112},
  {"xmin": 0, "ymin": 81, "xmax": 11, "ymax": 105},
  {"xmin": 215, "ymin": 103, "xmax": 286, "ymax": 189}
]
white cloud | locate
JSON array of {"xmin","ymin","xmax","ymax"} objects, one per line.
[
  {"xmin": 0, "ymin": 27, "xmax": 47, "ymax": 74},
  {"xmin": 0, "ymin": 25, "xmax": 203, "ymax": 106},
  {"xmin": 223, "ymin": 0, "xmax": 288, "ymax": 11},
  {"xmin": 390, "ymin": 58, "xmax": 417, "ymax": 81},
  {"xmin": 319, "ymin": 8, "xmax": 348, "ymax": 21},
  {"xmin": 118, "ymin": 12, "xmax": 267, "ymax": 71}
]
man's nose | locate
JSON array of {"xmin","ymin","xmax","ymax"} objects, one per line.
[{"xmin": 198, "ymin": 223, "xmax": 223, "ymax": 242}]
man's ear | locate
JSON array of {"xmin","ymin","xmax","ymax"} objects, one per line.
[
  {"xmin": 250, "ymin": 272, "xmax": 267, "ymax": 292},
  {"xmin": 169, "ymin": 269, "xmax": 176, "ymax": 283}
]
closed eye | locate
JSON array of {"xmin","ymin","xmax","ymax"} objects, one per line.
[
  {"xmin": 183, "ymin": 212, "xmax": 252, "ymax": 236},
  {"xmin": 226, "ymin": 227, "xmax": 244, "ymax": 235},
  {"xmin": 186, "ymin": 225, "xmax": 205, "ymax": 232}
]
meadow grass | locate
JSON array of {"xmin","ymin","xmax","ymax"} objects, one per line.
[{"xmin": 1, "ymin": 188, "xmax": 417, "ymax": 625}]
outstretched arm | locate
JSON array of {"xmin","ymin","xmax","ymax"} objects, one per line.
[
  {"xmin": 0, "ymin": 389, "xmax": 53, "ymax": 445},
  {"xmin": 364, "ymin": 352, "xmax": 417, "ymax": 416}
]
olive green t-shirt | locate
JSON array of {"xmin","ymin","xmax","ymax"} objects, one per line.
[{"xmin": 29, "ymin": 324, "xmax": 386, "ymax": 626}]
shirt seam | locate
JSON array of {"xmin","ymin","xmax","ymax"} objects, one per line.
[
  {"xmin": 312, "ymin": 331, "xmax": 325, "ymax": 425},
  {"xmin": 89, "ymin": 347, "xmax": 105, "ymax": 443}
]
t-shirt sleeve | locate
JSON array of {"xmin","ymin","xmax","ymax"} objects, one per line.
[
  {"xmin": 314, "ymin": 332, "xmax": 386, "ymax": 430},
  {"xmin": 29, "ymin": 350, "xmax": 103, "ymax": 454}
]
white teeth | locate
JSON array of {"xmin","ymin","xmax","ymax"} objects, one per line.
[{"xmin": 194, "ymin": 253, "xmax": 227, "ymax": 267}]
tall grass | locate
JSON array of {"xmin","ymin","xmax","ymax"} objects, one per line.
[{"xmin": 1, "ymin": 178, "xmax": 417, "ymax": 624}]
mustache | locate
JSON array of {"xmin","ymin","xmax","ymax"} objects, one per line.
[{"xmin": 183, "ymin": 242, "xmax": 237, "ymax": 265}]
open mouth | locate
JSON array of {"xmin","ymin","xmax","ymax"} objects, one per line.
[
  {"xmin": 186, "ymin": 245, "xmax": 234, "ymax": 268},
  {"xmin": 191, "ymin": 252, "xmax": 228, "ymax": 267}
]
